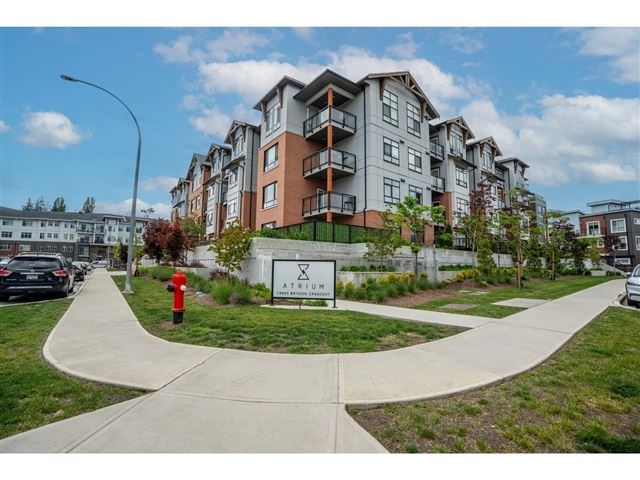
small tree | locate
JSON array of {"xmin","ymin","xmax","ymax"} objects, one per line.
[
  {"xmin": 603, "ymin": 234, "xmax": 621, "ymax": 269},
  {"xmin": 476, "ymin": 236, "xmax": 496, "ymax": 276},
  {"xmin": 435, "ymin": 224, "xmax": 454, "ymax": 249},
  {"xmin": 81, "ymin": 196, "xmax": 96, "ymax": 213},
  {"xmin": 393, "ymin": 196, "xmax": 445, "ymax": 277},
  {"xmin": 500, "ymin": 188, "xmax": 533, "ymax": 288},
  {"xmin": 544, "ymin": 215, "xmax": 574, "ymax": 280},
  {"xmin": 34, "ymin": 196, "xmax": 48, "ymax": 211},
  {"xmin": 456, "ymin": 180, "xmax": 496, "ymax": 254},
  {"xmin": 113, "ymin": 241, "xmax": 128, "ymax": 266},
  {"xmin": 365, "ymin": 209, "xmax": 404, "ymax": 264},
  {"xmin": 585, "ymin": 237, "xmax": 602, "ymax": 270},
  {"xmin": 182, "ymin": 215, "xmax": 206, "ymax": 249},
  {"xmin": 164, "ymin": 221, "xmax": 188, "ymax": 265},
  {"xmin": 22, "ymin": 198, "xmax": 35, "ymax": 211},
  {"xmin": 208, "ymin": 219, "xmax": 253, "ymax": 275},
  {"xmin": 51, "ymin": 197, "xmax": 67, "ymax": 212},
  {"xmin": 143, "ymin": 219, "xmax": 171, "ymax": 263}
]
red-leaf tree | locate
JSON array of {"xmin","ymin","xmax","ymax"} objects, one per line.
[{"xmin": 143, "ymin": 219, "xmax": 171, "ymax": 263}]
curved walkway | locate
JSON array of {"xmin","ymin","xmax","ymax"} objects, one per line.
[{"xmin": 0, "ymin": 270, "xmax": 624, "ymax": 453}]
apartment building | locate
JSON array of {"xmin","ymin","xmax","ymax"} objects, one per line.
[
  {"xmin": 252, "ymin": 69, "xmax": 440, "ymax": 242},
  {"xmin": 203, "ymin": 143, "xmax": 231, "ymax": 238},
  {"xmin": 579, "ymin": 199, "xmax": 640, "ymax": 270},
  {"xmin": 185, "ymin": 153, "xmax": 209, "ymax": 222},
  {"xmin": 0, "ymin": 206, "xmax": 148, "ymax": 262},
  {"xmin": 170, "ymin": 177, "xmax": 190, "ymax": 222}
]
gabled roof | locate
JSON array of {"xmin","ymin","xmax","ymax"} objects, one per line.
[
  {"xmin": 358, "ymin": 71, "xmax": 439, "ymax": 120},
  {"xmin": 293, "ymin": 69, "xmax": 362, "ymax": 103},
  {"xmin": 431, "ymin": 116, "xmax": 475, "ymax": 139},
  {"xmin": 466, "ymin": 136, "xmax": 503, "ymax": 157},
  {"xmin": 224, "ymin": 120, "xmax": 259, "ymax": 145},
  {"xmin": 207, "ymin": 142, "xmax": 231, "ymax": 156},
  {"xmin": 496, "ymin": 156, "xmax": 529, "ymax": 168},
  {"xmin": 253, "ymin": 76, "xmax": 307, "ymax": 111}
]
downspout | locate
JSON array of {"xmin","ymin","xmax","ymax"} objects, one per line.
[
  {"xmin": 248, "ymin": 129, "xmax": 255, "ymax": 230},
  {"xmin": 363, "ymin": 83, "xmax": 367, "ymax": 227}
]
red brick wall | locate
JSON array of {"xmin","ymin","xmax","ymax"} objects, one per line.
[{"xmin": 579, "ymin": 214, "xmax": 605, "ymax": 236}]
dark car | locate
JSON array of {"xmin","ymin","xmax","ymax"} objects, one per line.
[
  {"xmin": 72, "ymin": 262, "xmax": 85, "ymax": 281},
  {"xmin": 0, "ymin": 253, "xmax": 75, "ymax": 301}
]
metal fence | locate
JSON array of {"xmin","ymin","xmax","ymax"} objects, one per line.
[{"xmin": 272, "ymin": 220, "xmax": 377, "ymax": 244}]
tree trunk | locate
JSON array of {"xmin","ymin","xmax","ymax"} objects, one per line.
[{"xmin": 414, "ymin": 251, "xmax": 419, "ymax": 279}]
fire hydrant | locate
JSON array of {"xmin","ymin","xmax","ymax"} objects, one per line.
[{"xmin": 166, "ymin": 271, "xmax": 187, "ymax": 324}]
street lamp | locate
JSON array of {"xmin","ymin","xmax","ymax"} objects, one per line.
[{"xmin": 61, "ymin": 74, "xmax": 141, "ymax": 294}]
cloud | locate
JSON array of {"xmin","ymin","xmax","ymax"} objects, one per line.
[
  {"xmin": 291, "ymin": 27, "xmax": 314, "ymax": 41},
  {"xmin": 188, "ymin": 104, "xmax": 261, "ymax": 139},
  {"xmin": 139, "ymin": 176, "xmax": 179, "ymax": 192},
  {"xmin": 460, "ymin": 94, "xmax": 640, "ymax": 186},
  {"xmin": 386, "ymin": 32, "xmax": 420, "ymax": 59},
  {"xmin": 179, "ymin": 94, "xmax": 201, "ymax": 111},
  {"xmin": 18, "ymin": 111, "xmax": 86, "ymax": 149},
  {"xmin": 439, "ymin": 29, "xmax": 485, "ymax": 54},
  {"xmin": 153, "ymin": 35, "xmax": 204, "ymax": 64},
  {"xmin": 0, "ymin": 120, "xmax": 9, "ymax": 133},
  {"xmin": 95, "ymin": 198, "xmax": 172, "ymax": 219},
  {"xmin": 576, "ymin": 27, "xmax": 640, "ymax": 83}
]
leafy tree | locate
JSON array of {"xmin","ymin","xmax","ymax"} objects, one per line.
[
  {"xmin": 435, "ymin": 224, "xmax": 454, "ymax": 249},
  {"xmin": 393, "ymin": 196, "xmax": 445, "ymax": 277},
  {"xmin": 113, "ymin": 240, "xmax": 128, "ymax": 265},
  {"xmin": 544, "ymin": 214, "xmax": 574, "ymax": 280},
  {"xmin": 476, "ymin": 236, "xmax": 496, "ymax": 276},
  {"xmin": 22, "ymin": 198, "xmax": 35, "ymax": 211},
  {"xmin": 365, "ymin": 209, "xmax": 404, "ymax": 264},
  {"xmin": 208, "ymin": 219, "xmax": 253, "ymax": 275},
  {"xmin": 143, "ymin": 219, "xmax": 171, "ymax": 263},
  {"xmin": 603, "ymin": 234, "xmax": 621, "ymax": 269},
  {"xmin": 499, "ymin": 188, "xmax": 534, "ymax": 288},
  {"xmin": 51, "ymin": 197, "xmax": 67, "ymax": 212},
  {"xmin": 81, "ymin": 196, "xmax": 96, "ymax": 213},
  {"xmin": 585, "ymin": 237, "xmax": 602, "ymax": 269},
  {"xmin": 525, "ymin": 232, "xmax": 544, "ymax": 272},
  {"xmin": 456, "ymin": 180, "xmax": 496, "ymax": 254},
  {"xmin": 34, "ymin": 196, "xmax": 48, "ymax": 211},
  {"xmin": 181, "ymin": 215, "xmax": 206, "ymax": 249},
  {"xmin": 164, "ymin": 221, "xmax": 188, "ymax": 265}
]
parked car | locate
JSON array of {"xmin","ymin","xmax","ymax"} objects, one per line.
[
  {"xmin": 79, "ymin": 261, "xmax": 93, "ymax": 273},
  {"xmin": 92, "ymin": 260, "xmax": 109, "ymax": 268},
  {"xmin": 625, "ymin": 265, "xmax": 640, "ymax": 307},
  {"xmin": 72, "ymin": 262, "xmax": 85, "ymax": 281},
  {"xmin": 0, "ymin": 256, "xmax": 12, "ymax": 268},
  {"xmin": 0, "ymin": 253, "xmax": 75, "ymax": 301}
]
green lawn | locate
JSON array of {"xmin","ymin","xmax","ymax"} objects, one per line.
[
  {"xmin": 112, "ymin": 275, "xmax": 466, "ymax": 354},
  {"xmin": 350, "ymin": 306, "xmax": 640, "ymax": 453},
  {"xmin": 415, "ymin": 276, "xmax": 617, "ymax": 318},
  {"xmin": 0, "ymin": 301, "xmax": 145, "ymax": 440}
]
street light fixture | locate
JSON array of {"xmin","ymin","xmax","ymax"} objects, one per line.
[{"xmin": 60, "ymin": 74, "xmax": 141, "ymax": 294}]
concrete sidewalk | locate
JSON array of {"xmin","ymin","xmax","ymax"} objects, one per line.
[{"xmin": 0, "ymin": 270, "xmax": 624, "ymax": 453}]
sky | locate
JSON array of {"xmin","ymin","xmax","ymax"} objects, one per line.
[{"xmin": 1, "ymin": 27, "xmax": 639, "ymax": 218}]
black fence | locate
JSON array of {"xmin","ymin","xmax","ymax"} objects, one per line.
[{"xmin": 271, "ymin": 220, "xmax": 378, "ymax": 244}]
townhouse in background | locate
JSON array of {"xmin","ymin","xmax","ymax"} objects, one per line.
[
  {"xmin": 0, "ymin": 206, "xmax": 149, "ymax": 262},
  {"xmin": 169, "ymin": 68, "xmax": 547, "ymax": 246},
  {"xmin": 577, "ymin": 199, "xmax": 640, "ymax": 270}
]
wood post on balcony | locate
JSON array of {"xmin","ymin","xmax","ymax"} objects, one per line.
[{"xmin": 327, "ymin": 87, "xmax": 334, "ymax": 223}]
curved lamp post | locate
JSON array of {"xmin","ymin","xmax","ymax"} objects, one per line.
[{"xmin": 60, "ymin": 74, "xmax": 141, "ymax": 294}]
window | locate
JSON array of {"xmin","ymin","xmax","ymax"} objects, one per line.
[
  {"xmin": 19, "ymin": 244, "xmax": 31, "ymax": 252},
  {"xmin": 383, "ymin": 137, "xmax": 400, "ymax": 165},
  {"xmin": 384, "ymin": 178, "xmax": 400, "ymax": 204},
  {"xmin": 264, "ymin": 144, "xmax": 278, "ymax": 172},
  {"xmin": 21, "ymin": 232, "xmax": 32, "ymax": 239},
  {"xmin": 408, "ymin": 185, "xmax": 423, "ymax": 204},
  {"xmin": 618, "ymin": 236, "xmax": 628, "ymax": 250},
  {"xmin": 634, "ymin": 218, "xmax": 640, "ymax": 225},
  {"xmin": 610, "ymin": 218, "xmax": 626, "ymax": 233},
  {"xmin": 456, "ymin": 197, "xmax": 470, "ymax": 215},
  {"xmin": 192, "ymin": 171, "xmax": 201, "ymax": 191},
  {"xmin": 233, "ymin": 133, "xmax": 244, "ymax": 156},
  {"xmin": 40, "ymin": 233, "xmax": 45, "ymax": 239},
  {"xmin": 455, "ymin": 167, "xmax": 468, "ymax": 188},
  {"xmin": 265, "ymin": 104, "xmax": 281, "ymax": 135},
  {"xmin": 41, "ymin": 221, "xmax": 46, "ymax": 227},
  {"xmin": 408, "ymin": 147, "xmax": 422, "ymax": 173},
  {"xmin": 0, "ymin": 243, "xmax": 10, "ymax": 250},
  {"xmin": 1, "ymin": 219, "xmax": 12, "ymax": 226},
  {"xmin": 23, "ymin": 220, "xmax": 33, "ymax": 227},
  {"xmin": 615, "ymin": 258, "xmax": 631, "ymax": 266},
  {"xmin": 482, "ymin": 149, "xmax": 492, "ymax": 170},
  {"xmin": 262, "ymin": 222, "xmax": 276, "ymax": 229},
  {"xmin": 406, "ymin": 102, "xmax": 421, "ymax": 137},
  {"xmin": 227, "ymin": 201, "xmax": 237, "ymax": 218},
  {"xmin": 53, "ymin": 233, "xmax": 58, "ymax": 239},
  {"xmin": 382, "ymin": 90, "xmax": 398, "ymax": 127},
  {"xmin": 228, "ymin": 169, "xmax": 238, "ymax": 187},
  {"xmin": 54, "ymin": 222, "xmax": 59, "ymax": 227},
  {"xmin": 47, "ymin": 232, "xmax": 53, "ymax": 238},
  {"xmin": 586, "ymin": 221, "xmax": 601, "ymax": 236},
  {"xmin": 597, "ymin": 238, "xmax": 604, "ymax": 248},
  {"xmin": 450, "ymin": 131, "xmax": 464, "ymax": 157},
  {"xmin": 1, "ymin": 231, "xmax": 12, "ymax": 238},
  {"xmin": 636, "ymin": 236, "xmax": 640, "ymax": 250},
  {"xmin": 262, "ymin": 182, "xmax": 277, "ymax": 209}
]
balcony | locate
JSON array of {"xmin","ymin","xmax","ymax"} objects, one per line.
[
  {"xmin": 449, "ymin": 145, "xmax": 465, "ymax": 159},
  {"xmin": 302, "ymin": 192, "xmax": 356, "ymax": 218},
  {"xmin": 303, "ymin": 148, "xmax": 356, "ymax": 179},
  {"xmin": 430, "ymin": 175, "xmax": 445, "ymax": 193},
  {"xmin": 303, "ymin": 106, "xmax": 356, "ymax": 144},
  {"xmin": 430, "ymin": 142, "xmax": 444, "ymax": 160}
]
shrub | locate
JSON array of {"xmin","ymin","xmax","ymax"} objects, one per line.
[
  {"xmin": 396, "ymin": 282, "xmax": 408, "ymax": 295},
  {"xmin": 353, "ymin": 287, "xmax": 367, "ymax": 300},
  {"xmin": 150, "ymin": 266, "xmax": 175, "ymax": 281},
  {"xmin": 184, "ymin": 272, "xmax": 210, "ymax": 293},
  {"xmin": 251, "ymin": 282, "xmax": 271, "ymax": 302},
  {"xmin": 344, "ymin": 282, "xmax": 356, "ymax": 299},
  {"xmin": 373, "ymin": 289, "xmax": 387, "ymax": 303},
  {"xmin": 417, "ymin": 274, "xmax": 430, "ymax": 290},
  {"xmin": 210, "ymin": 281, "xmax": 234, "ymax": 304},
  {"xmin": 336, "ymin": 280, "xmax": 344, "ymax": 296},
  {"xmin": 209, "ymin": 279, "xmax": 251, "ymax": 305},
  {"xmin": 304, "ymin": 299, "xmax": 328, "ymax": 307}
]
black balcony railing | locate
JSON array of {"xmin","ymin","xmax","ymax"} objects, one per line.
[
  {"xmin": 429, "ymin": 142, "xmax": 444, "ymax": 159},
  {"xmin": 303, "ymin": 106, "xmax": 356, "ymax": 138},
  {"xmin": 303, "ymin": 148, "xmax": 356, "ymax": 176},
  {"xmin": 431, "ymin": 175, "xmax": 445, "ymax": 191},
  {"xmin": 302, "ymin": 192, "xmax": 356, "ymax": 217}
]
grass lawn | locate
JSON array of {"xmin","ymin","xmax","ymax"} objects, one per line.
[
  {"xmin": 414, "ymin": 276, "xmax": 616, "ymax": 318},
  {"xmin": 0, "ymin": 301, "xmax": 145, "ymax": 440},
  {"xmin": 112, "ymin": 275, "xmax": 465, "ymax": 354},
  {"xmin": 350, "ymin": 307, "xmax": 640, "ymax": 453}
]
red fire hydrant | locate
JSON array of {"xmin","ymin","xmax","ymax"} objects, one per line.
[{"xmin": 166, "ymin": 271, "xmax": 187, "ymax": 324}]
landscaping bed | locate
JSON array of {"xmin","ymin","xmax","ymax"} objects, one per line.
[
  {"xmin": 349, "ymin": 306, "xmax": 640, "ymax": 453},
  {"xmin": 0, "ymin": 301, "xmax": 144, "ymax": 439},
  {"xmin": 112, "ymin": 275, "xmax": 466, "ymax": 354}
]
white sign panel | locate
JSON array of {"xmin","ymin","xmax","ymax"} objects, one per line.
[{"xmin": 271, "ymin": 260, "xmax": 336, "ymax": 301}]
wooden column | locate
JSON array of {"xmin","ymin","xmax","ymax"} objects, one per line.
[{"xmin": 326, "ymin": 87, "xmax": 334, "ymax": 223}]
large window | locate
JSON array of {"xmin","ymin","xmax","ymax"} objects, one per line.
[
  {"xmin": 455, "ymin": 167, "xmax": 468, "ymax": 188},
  {"xmin": 408, "ymin": 185, "xmax": 423, "ymax": 204},
  {"xmin": 233, "ymin": 133, "xmax": 244, "ymax": 156},
  {"xmin": 1, "ymin": 231, "xmax": 12, "ymax": 238},
  {"xmin": 22, "ymin": 220, "xmax": 33, "ymax": 227},
  {"xmin": 384, "ymin": 178, "xmax": 400, "ymax": 204},
  {"xmin": 636, "ymin": 236, "xmax": 640, "ymax": 250},
  {"xmin": 618, "ymin": 236, "xmax": 628, "ymax": 250},
  {"xmin": 0, "ymin": 243, "xmax": 10, "ymax": 250},
  {"xmin": 227, "ymin": 201, "xmax": 237, "ymax": 218},
  {"xmin": 586, "ymin": 221, "xmax": 601, "ymax": 236},
  {"xmin": 228, "ymin": 169, "xmax": 238, "ymax": 187},
  {"xmin": 482, "ymin": 149, "xmax": 492, "ymax": 170},
  {"xmin": 21, "ymin": 232, "xmax": 32, "ymax": 239},
  {"xmin": 1, "ymin": 219, "xmax": 12, "ymax": 226},
  {"xmin": 262, "ymin": 182, "xmax": 277, "ymax": 209},
  {"xmin": 264, "ymin": 144, "xmax": 278, "ymax": 172},
  {"xmin": 192, "ymin": 170, "xmax": 201, "ymax": 191},
  {"xmin": 383, "ymin": 137, "xmax": 400, "ymax": 165},
  {"xmin": 456, "ymin": 197, "xmax": 470, "ymax": 215},
  {"xmin": 406, "ymin": 102, "xmax": 421, "ymax": 137},
  {"xmin": 450, "ymin": 131, "xmax": 464, "ymax": 157},
  {"xmin": 610, "ymin": 218, "xmax": 626, "ymax": 233},
  {"xmin": 408, "ymin": 147, "xmax": 422, "ymax": 173},
  {"xmin": 265, "ymin": 104, "xmax": 281, "ymax": 136},
  {"xmin": 382, "ymin": 90, "xmax": 398, "ymax": 127}
]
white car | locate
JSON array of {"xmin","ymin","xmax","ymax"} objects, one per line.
[
  {"xmin": 625, "ymin": 265, "xmax": 640, "ymax": 307},
  {"xmin": 92, "ymin": 260, "xmax": 109, "ymax": 268}
]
